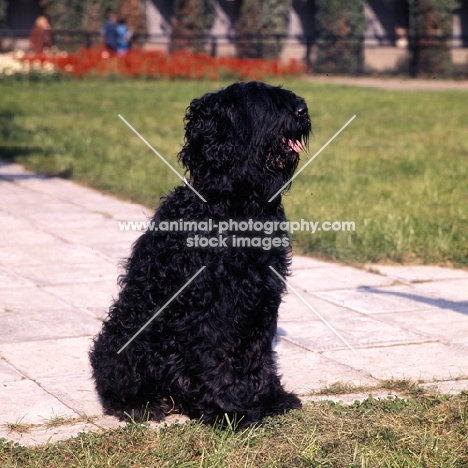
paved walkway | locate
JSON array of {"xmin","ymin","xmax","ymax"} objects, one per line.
[
  {"xmin": 1, "ymin": 161, "xmax": 467, "ymax": 446},
  {"xmin": 307, "ymin": 75, "xmax": 468, "ymax": 91}
]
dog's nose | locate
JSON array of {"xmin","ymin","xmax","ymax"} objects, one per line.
[{"xmin": 296, "ymin": 106, "xmax": 308, "ymax": 117}]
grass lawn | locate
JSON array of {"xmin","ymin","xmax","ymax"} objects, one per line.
[
  {"xmin": 0, "ymin": 78, "xmax": 467, "ymax": 267},
  {"xmin": 1, "ymin": 384, "xmax": 467, "ymax": 467}
]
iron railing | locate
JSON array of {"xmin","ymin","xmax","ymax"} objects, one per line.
[{"xmin": 1, "ymin": 29, "xmax": 467, "ymax": 76}]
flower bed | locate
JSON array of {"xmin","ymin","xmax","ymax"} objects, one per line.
[
  {"xmin": 0, "ymin": 50, "xmax": 56, "ymax": 78},
  {"xmin": 14, "ymin": 46, "xmax": 307, "ymax": 80}
]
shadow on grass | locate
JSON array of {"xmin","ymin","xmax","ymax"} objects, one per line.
[
  {"xmin": 0, "ymin": 155, "xmax": 74, "ymax": 181},
  {"xmin": 0, "ymin": 145, "xmax": 42, "ymax": 161},
  {"xmin": 0, "ymin": 108, "xmax": 74, "ymax": 179}
]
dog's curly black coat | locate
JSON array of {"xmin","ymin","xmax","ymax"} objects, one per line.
[{"xmin": 90, "ymin": 81, "xmax": 311, "ymax": 426}]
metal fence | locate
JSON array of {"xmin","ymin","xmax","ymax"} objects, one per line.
[{"xmin": 1, "ymin": 29, "xmax": 467, "ymax": 76}]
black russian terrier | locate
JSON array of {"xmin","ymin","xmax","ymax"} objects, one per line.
[{"xmin": 90, "ymin": 81, "xmax": 311, "ymax": 426}]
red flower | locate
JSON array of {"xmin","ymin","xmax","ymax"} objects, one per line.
[{"xmin": 21, "ymin": 46, "xmax": 308, "ymax": 80}]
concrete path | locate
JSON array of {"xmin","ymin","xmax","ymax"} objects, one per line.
[
  {"xmin": 1, "ymin": 161, "xmax": 467, "ymax": 446},
  {"xmin": 308, "ymin": 75, "xmax": 468, "ymax": 91}
]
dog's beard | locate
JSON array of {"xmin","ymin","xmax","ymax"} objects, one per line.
[{"xmin": 265, "ymin": 139, "xmax": 301, "ymax": 174}]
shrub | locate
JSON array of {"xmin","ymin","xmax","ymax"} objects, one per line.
[
  {"xmin": 41, "ymin": 0, "xmax": 118, "ymax": 31},
  {"xmin": 0, "ymin": 0, "xmax": 7, "ymax": 29},
  {"xmin": 171, "ymin": 0, "xmax": 214, "ymax": 53},
  {"xmin": 236, "ymin": 0, "xmax": 292, "ymax": 59},
  {"xmin": 314, "ymin": 0, "xmax": 365, "ymax": 74},
  {"xmin": 408, "ymin": 0, "xmax": 455, "ymax": 76}
]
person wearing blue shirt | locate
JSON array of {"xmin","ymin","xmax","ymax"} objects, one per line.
[
  {"xmin": 102, "ymin": 10, "xmax": 118, "ymax": 52},
  {"xmin": 116, "ymin": 18, "xmax": 132, "ymax": 54}
]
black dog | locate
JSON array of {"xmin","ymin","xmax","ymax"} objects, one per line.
[{"xmin": 90, "ymin": 81, "xmax": 311, "ymax": 426}]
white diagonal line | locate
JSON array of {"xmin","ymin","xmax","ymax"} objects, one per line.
[
  {"xmin": 269, "ymin": 266, "xmax": 357, "ymax": 353},
  {"xmin": 118, "ymin": 114, "xmax": 207, "ymax": 203},
  {"xmin": 117, "ymin": 266, "xmax": 206, "ymax": 354},
  {"xmin": 268, "ymin": 115, "xmax": 357, "ymax": 202}
]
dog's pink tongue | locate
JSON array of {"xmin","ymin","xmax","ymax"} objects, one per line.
[{"xmin": 289, "ymin": 140, "xmax": 303, "ymax": 153}]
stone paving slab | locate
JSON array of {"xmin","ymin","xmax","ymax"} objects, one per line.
[
  {"xmin": 278, "ymin": 314, "xmax": 433, "ymax": 352},
  {"xmin": 1, "ymin": 287, "xmax": 70, "ymax": 312},
  {"xmin": 1, "ymin": 163, "xmax": 149, "ymax": 220},
  {"xmin": 1, "ymin": 161, "xmax": 468, "ymax": 446},
  {"xmin": 42, "ymin": 281, "xmax": 118, "ymax": 309},
  {"xmin": 378, "ymin": 309, "xmax": 468, "ymax": 346},
  {"xmin": 275, "ymin": 339, "xmax": 379, "ymax": 394},
  {"xmin": 304, "ymin": 390, "xmax": 403, "ymax": 406},
  {"xmin": 0, "ymin": 266, "xmax": 36, "ymax": 289},
  {"xmin": 0, "ymin": 379, "xmax": 80, "ymax": 425},
  {"xmin": 0, "ymin": 242, "xmax": 108, "ymax": 268},
  {"xmin": 290, "ymin": 256, "xmax": 332, "ymax": 270},
  {"xmin": 0, "ymin": 213, "xmax": 35, "ymax": 234},
  {"xmin": 410, "ymin": 279, "xmax": 468, "ymax": 305},
  {"xmin": 38, "ymin": 374, "xmax": 103, "ymax": 417},
  {"xmin": 0, "ymin": 420, "xmax": 100, "ymax": 447},
  {"xmin": 0, "ymin": 337, "xmax": 94, "ymax": 380},
  {"xmin": 87, "ymin": 242, "xmax": 135, "ymax": 266},
  {"xmin": 421, "ymin": 379, "xmax": 468, "ymax": 394},
  {"xmin": 291, "ymin": 265, "xmax": 395, "ymax": 292},
  {"xmin": 11, "ymin": 260, "xmax": 118, "ymax": 286},
  {"xmin": 278, "ymin": 291, "xmax": 351, "ymax": 322},
  {"xmin": 0, "ymin": 228, "xmax": 63, "ymax": 248},
  {"xmin": 44, "ymin": 224, "xmax": 140, "ymax": 246},
  {"xmin": 0, "ymin": 358, "xmax": 25, "ymax": 383},
  {"xmin": 0, "ymin": 414, "xmax": 191, "ymax": 447},
  {"xmin": 370, "ymin": 265, "xmax": 468, "ymax": 283},
  {"xmin": 322, "ymin": 342, "xmax": 468, "ymax": 382},
  {"xmin": 313, "ymin": 285, "xmax": 447, "ymax": 315},
  {"xmin": 0, "ymin": 307, "xmax": 100, "ymax": 343}
]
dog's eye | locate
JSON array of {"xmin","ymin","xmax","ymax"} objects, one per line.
[{"xmin": 296, "ymin": 106, "xmax": 308, "ymax": 117}]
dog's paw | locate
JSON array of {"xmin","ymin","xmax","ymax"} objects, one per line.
[
  {"xmin": 264, "ymin": 390, "xmax": 302, "ymax": 416},
  {"xmin": 103, "ymin": 400, "xmax": 168, "ymax": 423}
]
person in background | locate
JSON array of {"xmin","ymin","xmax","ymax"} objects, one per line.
[
  {"xmin": 29, "ymin": 16, "xmax": 52, "ymax": 54},
  {"xmin": 116, "ymin": 18, "xmax": 132, "ymax": 55},
  {"xmin": 102, "ymin": 9, "xmax": 118, "ymax": 53}
]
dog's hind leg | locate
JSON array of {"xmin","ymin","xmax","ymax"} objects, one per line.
[{"xmin": 89, "ymin": 330, "xmax": 170, "ymax": 422}]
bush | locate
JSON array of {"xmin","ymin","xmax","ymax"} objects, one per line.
[
  {"xmin": 0, "ymin": 0, "xmax": 7, "ymax": 28},
  {"xmin": 236, "ymin": 0, "xmax": 292, "ymax": 59},
  {"xmin": 314, "ymin": 0, "xmax": 365, "ymax": 74},
  {"xmin": 408, "ymin": 0, "xmax": 455, "ymax": 77},
  {"xmin": 42, "ymin": 0, "xmax": 118, "ymax": 31},
  {"xmin": 171, "ymin": 0, "xmax": 214, "ymax": 53}
]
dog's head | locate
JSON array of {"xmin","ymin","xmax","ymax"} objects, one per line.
[{"xmin": 178, "ymin": 81, "xmax": 311, "ymax": 201}]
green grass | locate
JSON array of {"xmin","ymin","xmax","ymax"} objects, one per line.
[
  {"xmin": 1, "ymin": 391, "xmax": 467, "ymax": 467},
  {"xmin": 1, "ymin": 79, "xmax": 467, "ymax": 266}
]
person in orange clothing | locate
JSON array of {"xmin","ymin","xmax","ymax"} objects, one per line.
[{"xmin": 29, "ymin": 16, "xmax": 52, "ymax": 54}]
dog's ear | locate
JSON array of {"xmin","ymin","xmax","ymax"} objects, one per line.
[{"xmin": 178, "ymin": 93, "xmax": 235, "ymax": 175}]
